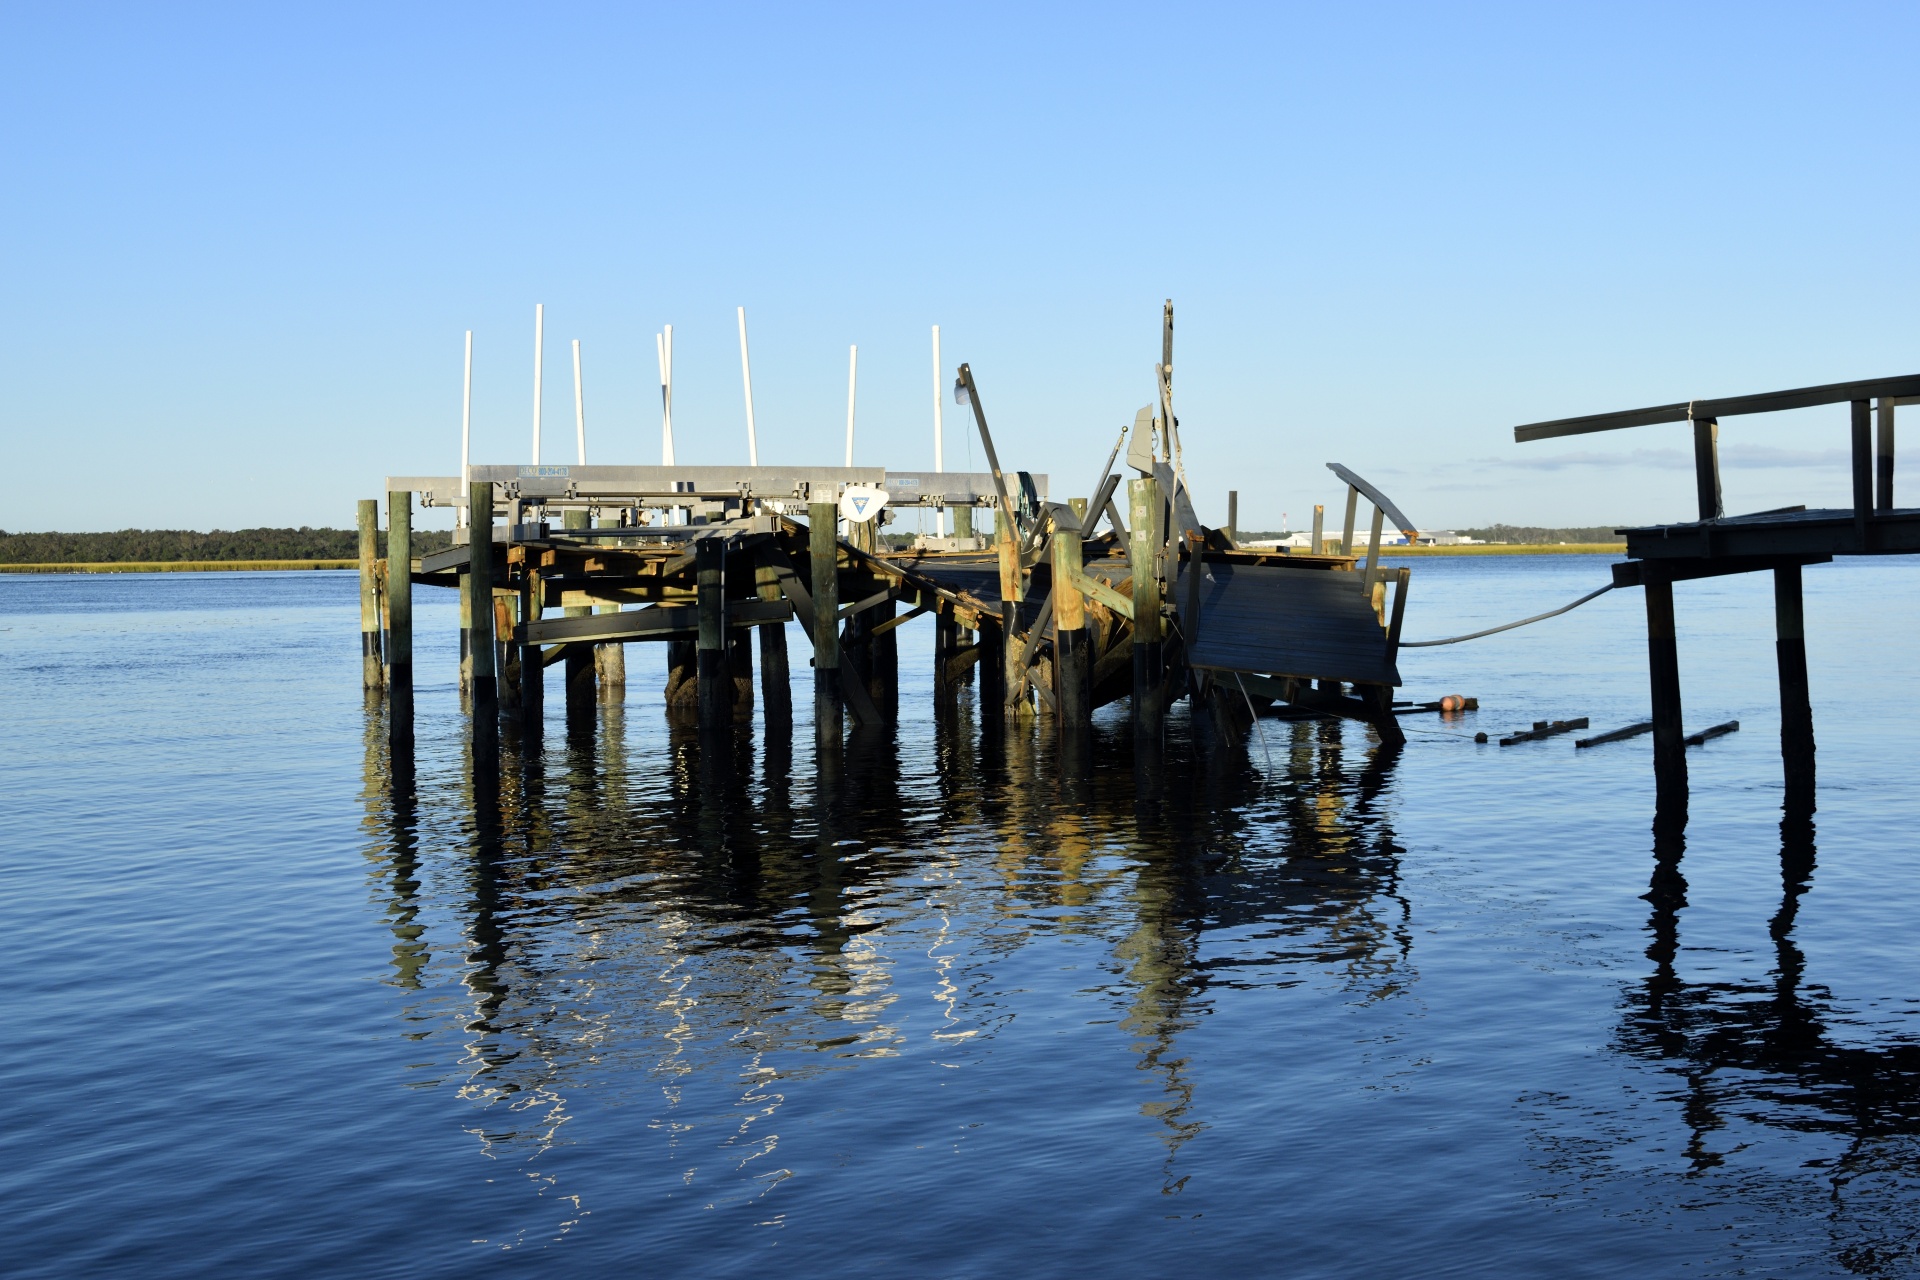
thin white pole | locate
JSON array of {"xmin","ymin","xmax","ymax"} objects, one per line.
[
  {"xmin": 572, "ymin": 338, "xmax": 586, "ymax": 465},
  {"xmin": 931, "ymin": 324, "xmax": 943, "ymax": 536},
  {"xmin": 656, "ymin": 326, "xmax": 675, "ymax": 465},
  {"xmin": 845, "ymin": 344, "xmax": 858, "ymax": 467},
  {"xmin": 532, "ymin": 303, "xmax": 544, "ymax": 464},
  {"xmin": 460, "ymin": 330, "xmax": 472, "ymax": 527},
  {"xmin": 737, "ymin": 306, "xmax": 758, "ymax": 466}
]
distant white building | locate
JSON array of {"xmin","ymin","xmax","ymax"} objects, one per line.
[{"xmin": 1415, "ymin": 531, "xmax": 1483, "ymax": 546}]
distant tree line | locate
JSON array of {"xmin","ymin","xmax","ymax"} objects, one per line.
[
  {"xmin": 1457, "ymin": 525, "xmax": 1624, "ymax": 544},
  {"xmin": 0, "ymin": 527, "xmax": 455, "ymax": 564}
]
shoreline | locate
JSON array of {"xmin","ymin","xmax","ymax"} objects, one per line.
[
  {"xmin": 0, "ymin": 545, "xmax": 1630, "ymax": 574},
  {"xmin": 0, "ymin": 560, "xmax": 357, "ymax": 574},
  {"xmin": 1376, "ymin": 542, "xmax": 1624, "ymax": 557}
]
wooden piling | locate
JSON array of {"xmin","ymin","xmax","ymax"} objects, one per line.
[
  {"xmin": 386, "ymin": 492, "xmax": 413, "ymax": 690},
  {"xmin": 1226, "ymin": 490, "xmax": 1238, "ymax": 545},
  {"xmin": 1853, "ymin": 398, "xmax": 1873, "ymax": 545},
  {"xmin": 1878, "ymin": 396, "xmax": 1896, "ymax": 512},
  {"xmin": 695, "ymin": 538, "xmax": 730, "ymax": 729},
  {"xmin": 1775, "ymin": 562, "xmax": 1816, "ymax": 802},
  {"xmin": 518, "ymin": 549, "xmax": 542, "ymax": 729},
  {"xmin": 1340, "ymin": 486, "xmax": 1359, "ymax": 556},
  {"xmin": 1644, "ymin": 571, "xmax": 1688, "ymax": 807},
  {"xmin": 755, "ymin": 554, "xmax": 791, "ymax": 722},
  {"xmin": 870, "ymin": 598, "xmax": 898, "ymax": 717},
  {"xmin": 1310, "ymin": 503, "xmax": 1324, "ymax": 555},
  {"xmin": 467, "ymin": 482, "xmax": 497, "ymax": 711},
  {"xmin": 1053, "ymin": 511, "xmax": 1091, "ymax": 731},
  {"xmin": 977, "ymin": 614, "xmax": 1006, "ymax": 713},
  {"xmin": 666, "ymin": 641, "xmax": 698, "ymax": 708},
  {"xmin": 997, "ymin": 506, "xmax": 1027, "ymax": 713},
  {"xmin": 562, "ymin": 510, "xmax": 595, "ymax": 711},
  {"xmin": 594, "ymin": 516, "xmax": 625, "ymax": 699},
  {"xmin": 953, "ymin": 505, "xmax": 974, "ymax": 540},
  {"xmin": 1129, "ymin": 476, "xmax": 1164, "ymax": 739},
  {"xmin": 358, "ymin": 499, "xmax": 383, "ymax": 690},
  {"xmin": 808, "ymin": 502, "xmax": 843, "ymax": 736},
  {"xmin": 934, "ymin": 609, "xmax": 960, "ymax": 696}
]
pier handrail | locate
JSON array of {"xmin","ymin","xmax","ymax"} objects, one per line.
[{"xmin": 1514, "ymin": 374, "xmax": 1920, "ymax": 442}]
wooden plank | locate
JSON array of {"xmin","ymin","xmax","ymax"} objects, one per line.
[
  {"xmin": 1575, "ymin": 721, "xmax": 1653, "ymax": 748},
  {"xmin": 517, "ymin": 597, "xmax": 789, "ymax": 644},
  {"xmin": 1177, "ymin": 561, "xmax": 1400, "ymax": 686},
  {"xmin": 1684, "ymin": 719, "xmax": 1739, "ymax": 746},
  {"xmin": 1500, "ymin": 717, "xmax": 1588, "ymax": 745}
]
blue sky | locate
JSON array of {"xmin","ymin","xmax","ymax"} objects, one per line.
[{"xmin": 4, "ymin": 3, "xmax": 1917, "ymax": 532}]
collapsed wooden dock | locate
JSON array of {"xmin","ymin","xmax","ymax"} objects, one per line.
[{"xmin": 359, "ymin": 307, "xmax": 1422, "ymax": 766}]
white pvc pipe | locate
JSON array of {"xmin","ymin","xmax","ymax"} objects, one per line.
[
  {"xmin": 460, "ymin": 330, "xmax": 472, "ymax": 526},
  {"xmin": 931, "ymin": 324, "xmax": 943, "ymax": 536},
  {"xmin": 656, "ymin": 326, "xmax": 675, "ymax": 466},
  {"xmin": 532, "ymin": 303, "xmax": 544, "ymax": 464},
  {"xmin": 572, "ymin": 338, "xmax": 586, "ymax": 465},
  {"xmin": 738, "ymin": 306, "xmax": 758, "ymax": 466},
  {"xmin": 845, "ymin": 344, "xmax": 858, "ymax": 467}
]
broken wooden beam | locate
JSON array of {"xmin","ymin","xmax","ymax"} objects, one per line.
[
  {"xmin": 1684, "ymin": 720, "xmax": 1739, "ymax": 747},
  {"xmin": 1575, "ymin": 721, "xmax": 1653, "ymax": 748},
  {"xmin": 1499, "ymin": 718, "xmax": 1589, "ymax": 746}
]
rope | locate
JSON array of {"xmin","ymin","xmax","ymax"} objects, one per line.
[{"xmin": 1398, "ymin": 583, "xmax": 1615, "ymax": 648}]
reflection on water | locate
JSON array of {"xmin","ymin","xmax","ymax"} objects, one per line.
[
  {"xmin": 1518, "ymin": 803, "xmax": 1920, "ymax": 1274},
  {"xmin": 361, "ymin": 699, "xmax": 1410, "ymax": 1230}
]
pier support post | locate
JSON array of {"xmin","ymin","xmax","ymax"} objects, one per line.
[
  {"xmin": 1645, "ymin": 570, "xmax": 1689, "ymax": 810},
  {"xmin": 518, "ymin": 561, "xmax": 543, "ymax": 730},
  {"xmin": 562, "ymin": 510, "xmax": 595, "ymax": 713},
  {"xmin": 666, "ymin": 641, "xmax": 698, "ymax": 709},
  {"xmin": 358, "ymin": 499, "xmax": 383, "ymax": 690},
  {"xmin": 594, "ymin": 516, "xmax": 625, "ymax": 699},
  {"xmin": 1878, "ymin": 397, "xmax": 1896, "ymax": 512},
  {"xmin": 953, "ymin": 505, "xmax": 974, "ymax": 541},
  {"xmin": 1226, "ymin": 490, "xmax": 1238, "ymax": 545},
  {"xmin": 870, "ymin": 598, "xmax": 897, "ymax": 717},
  {"xmin": 1053, "ymin": 512, "xmax": 1091, "ymax": 733},
  {"xmin": 695, "ymin": 538, "xmax": 731, "ymax": 730},
  {"xmin": 386, "ymin": 491, "xmax": 413, "ymax": 691},
  {"xmin": 1853, "ymin": 398, "xmax": 1873, "ymax": 546},
  {"xmin": 997, "ymin": 506, "xmax": 1028, "ymax": 715},
  {"xmin": 1310, "ymin": 503, "xmax": 1324, "ymax": 555},
  {"xmin": 935, "ymin": 608, "xmax": 959, "ymax": 697},
  {"xmin": 1775, "ymin": 563, "xmax": 1816, "ymax": 805},
  {"xmin": 977, "ymin": 614, "xmax": 1005, "ymax": 715},
  {"xmin": 808, "ymin": 502, "xmax": 843, "ymax": 738},
  {"xmin": 755, "ymin": 554, "xmax": 791, "ymax": 723},
  {"xmin": 467, "ymin": 482, "xmax": 498, "ymax": 751},
  {"xmin": 1129, "ymin": 477, "xmax": 1164, "ymax": 740}
]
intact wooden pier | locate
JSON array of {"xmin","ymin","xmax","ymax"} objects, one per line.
[
  {"xmin": 359, "ymin": 312, "xmax": 1423, "ymax": 773},
  {"xmin": 1515, "ymin": 373, "xmax": 1920, "ymax": 813}
]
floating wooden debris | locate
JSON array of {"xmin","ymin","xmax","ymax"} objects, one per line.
[
  {"xmin": 1575, "ymin": 721, "xmax": 1653, "ymax": 748},
  {"xmin": 1498, "ymin": 718, "xmax": 1589, "ymax": 746},
  {"xmin": 1684, "ymin": 720, "xmax": 1739, "ymax": 747}
]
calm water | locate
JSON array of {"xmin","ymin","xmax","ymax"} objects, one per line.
[{"xmin": 8, "ymin": 555, "xmax": 1920, "ymax": 1277}]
